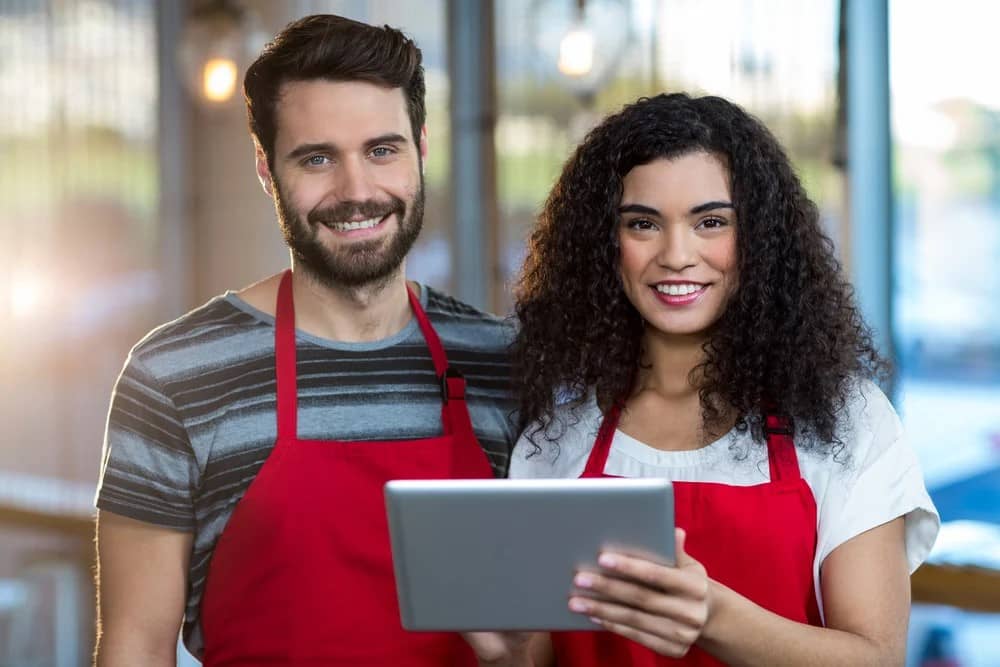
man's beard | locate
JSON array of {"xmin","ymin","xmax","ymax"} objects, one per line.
[{"xmin": 274, "ymin": 175, "xmax": 425, "ymax": 290}]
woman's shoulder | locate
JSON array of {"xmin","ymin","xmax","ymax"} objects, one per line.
[
  {"xmin": 801, "ymin": 377, "xmax": 939, "ymax": 573},
  {"xmin": 844, "ymin": 377, "xmax": 896, "ymax": 425},
  {"xmin": 816, "ymin": 377, "xmax": 901, "ymax": 466},
  {"xmin": 508, "ymin": 394, "xmax": 604, "ymax": 479},
  {"xmin": 795, "ymin": 378, "xmax": 903, "ymax": 488}
]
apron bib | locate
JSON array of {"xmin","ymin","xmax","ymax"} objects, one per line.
[
  {"xmin": 200, "ymin": 270, "xmax": 494, "ymax": 666},
  {"xmin": 553, "ymin": 405, "xmax": 822, "ymax": 666}
]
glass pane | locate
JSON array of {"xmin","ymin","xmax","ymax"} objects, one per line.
[
  {"xmin": 0, "ymin": 0, "xmax": 159, "ymax": 663},
  {"xmin": 495, "ymin": 0, "xmax": 841, "ymax": 312},
  {"xmin": 891, "ymin": 0, "xmax": 1000, "ymax": 663},
  {"xmin": 891, "ymin": 0, "xmax": 1000, "ymax": 529},
  {"xmin": 0, "ymin": 0, "xmax": 160, "ymax": 482}
]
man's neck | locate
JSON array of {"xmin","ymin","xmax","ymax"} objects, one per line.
[{"xmin": 290, "ymin": 266, "xmax": 414, "ymax": 344}]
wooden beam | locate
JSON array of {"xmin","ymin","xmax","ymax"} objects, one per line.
[
  {"xmin": 911, "ymin": 562, "xmax": 1000, "ymax": 613},
  {"xmin": 0, "ymin": 505, "xmax": 94, "ymax": 540}
]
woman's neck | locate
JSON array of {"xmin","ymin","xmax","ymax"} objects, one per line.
[
  {"xmin": 633, "ymin": 327, "xmax": 708, "ymax": 400},
  {"xmin": 617, "ymin": 327, "xmax": 736, "ymax": 451}
]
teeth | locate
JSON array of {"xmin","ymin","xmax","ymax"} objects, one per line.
[
  {"xmin": 655, "ymin": 283, "xmax": 703, "ymax": 296},
  {"xmin": 329, "ymin": 216, "xmax": 382, "ymax": 232}
]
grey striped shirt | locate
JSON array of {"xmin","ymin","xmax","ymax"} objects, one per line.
[{"xmin": 96, "ymin": 284, "xmax": 518, "ymax": 656}]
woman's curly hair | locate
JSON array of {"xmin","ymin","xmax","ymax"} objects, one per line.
[{"xmin": 513, "ymin": 93, "xmax": 886, "ymax": 454}]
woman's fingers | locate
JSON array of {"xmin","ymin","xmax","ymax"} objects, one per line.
[
  {"xmin": 590, "ymin": 550, "xmax": 708, "ymax": 602},
  {"xmin": 571, "ymin": 569, "xmax": 707, "ymax": 626},
  {"xmin": 565, "ymin": 537, "xmax": 712, "ymax": 658},
  {"xmin": 675, "ymin": 527, "xmax": 693, "ymax": 566},
  {"xmin": 598, "ymin": 619, "xmax": 696, "ymax": 659},
  {"xmin": 568, "ymin": 596, "xmax": 700, "ymax": 657}
]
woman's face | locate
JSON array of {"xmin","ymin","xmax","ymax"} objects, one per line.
[{"xmin": 617, "ymin": 151, "xmax": 738, "ymax": 339}]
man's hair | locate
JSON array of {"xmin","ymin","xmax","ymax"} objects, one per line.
[{"xmin": 244, "ymin": 14, "xmax": 426, "ymax": 168}]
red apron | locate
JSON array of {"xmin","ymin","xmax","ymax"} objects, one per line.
[
  {"xmin": 200, "ymin": 270, "xmax": 493, "ymax": 666},
  {"xmin": 553, "ymin": 404, "xmax": 822, "ymax": 666}
]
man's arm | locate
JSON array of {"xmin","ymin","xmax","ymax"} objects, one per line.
[{"xmin": 95, "ymin": 510, "xmax": 193, "ymax": 667}]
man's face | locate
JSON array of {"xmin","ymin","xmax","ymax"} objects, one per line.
[{"xmin": 263, "ymin": 79, "xmax": 426, "ymax": 289}]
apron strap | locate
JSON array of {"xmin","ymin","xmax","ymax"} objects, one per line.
[
  {"xmin": 275, "ymin": 270, "xmax": 298, "ymax": 441},
  {"xmin": 273, "ymin": 275, "xmax": 472, "ymax": 441},
  {"xmin": 406, "ymin": 285, "xmax": 447, "ymax": 376},
  {"xmin": 582, "ymin": 404, "xmax": 621, "ymax": 477},
  {"xmin": 406, "ymin": 285, "xmax": 470, "ymax": 438},
  {"xmin": 763, "ymin": 413, "xmax": 801, "ymax": 482}
]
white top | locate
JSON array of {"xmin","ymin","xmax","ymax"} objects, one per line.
[{"xmin": 509, "ymin": 380, "xmax": 940, "ymax": 620}]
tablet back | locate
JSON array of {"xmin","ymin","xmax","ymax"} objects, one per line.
[{"xmin": 384, "ymin": 478, "xmax": 674, "ymax": 631}]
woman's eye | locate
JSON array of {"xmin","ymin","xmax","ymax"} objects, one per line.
[
  {"xmin": 626, "ymin": 218, "xmax": 656, "ymax": 230},
  {"xmin": 698, "ymin": 217, "xmax": 728, "ymax": 230}
]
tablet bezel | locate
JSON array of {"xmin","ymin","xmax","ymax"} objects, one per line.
[{"xmin": 384, "ymin": 477, "xmax": 675, "ymax": 631}]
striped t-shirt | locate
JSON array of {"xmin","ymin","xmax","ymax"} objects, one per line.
[{"xmin": 95, "ymin": 283, "xmax": 518, "ymax": 656}]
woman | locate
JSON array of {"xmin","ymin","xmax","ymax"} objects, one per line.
[{"xmin": 508, "ymin": 93, "xmax": 938, "ymax": 665}]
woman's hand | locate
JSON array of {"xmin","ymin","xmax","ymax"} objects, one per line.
[{"xmin": 568, "ymin": 528, "xmax": 712, "ymax": 658}]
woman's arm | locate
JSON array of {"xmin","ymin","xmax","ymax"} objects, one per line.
[
  {"xmin": 571, "ymin": 518, "xmax": 910, "ymax": 665},
  {"xmin": 698, "ymin": 517, "xmax": 909, "ymax": 665}
]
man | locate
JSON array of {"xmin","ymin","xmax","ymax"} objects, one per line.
[{"xmin": 95, "ymin": 15, "xmax": 524, "ymax": 666}]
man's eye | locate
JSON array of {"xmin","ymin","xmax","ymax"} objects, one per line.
[
  {"xmin": 371, "ymin": 146, "xmax": 395, "ymax": 158},
  {"xmin": 306, "ymin": 155, "xmax": 329, "ymax": 166}
]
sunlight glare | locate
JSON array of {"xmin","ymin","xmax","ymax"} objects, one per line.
[{"xmin": 9, "ymin": 276, "xmax": 46, "ymax": 319}]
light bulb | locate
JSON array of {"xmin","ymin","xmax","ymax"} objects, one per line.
[
  {"xmin": 558, "ymin": 28, "xmax": 595, "ymax": 77},
  {"xmin": 202, "ymin": 57, "xmax": 238, "ymax": 103}
]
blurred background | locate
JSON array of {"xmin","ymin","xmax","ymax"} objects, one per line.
[{"xmin": 0, "ymin": 0, "xmax": 997, "ymax": 665}]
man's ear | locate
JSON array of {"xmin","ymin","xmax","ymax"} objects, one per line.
[
  {"xmin": 418, "ymin": 125, "xmax": 428, "ymax": 173},
  {"xmin": 255, "ymin": 145, "xmax": 275, "ymax": 198}
]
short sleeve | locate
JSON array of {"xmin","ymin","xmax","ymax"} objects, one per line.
[
  {"xmin": 815, "ymin": 382, "xmax": 940, "ymax": 573},
  {"xmin": 95, "ymin": 354, "xmax": 198, "ymax": 530}
]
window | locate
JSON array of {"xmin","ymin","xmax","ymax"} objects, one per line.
[
  {"xmin": 891, "ymin": 1, "xmax": 1000, "ymax": 664},
  {"xmin": 0, "ymin": 1, "xmax": 160, "ymax": 663},
  {"xmin": 494, "ymin": 0, "xmax": 842, "ymax": 310}
]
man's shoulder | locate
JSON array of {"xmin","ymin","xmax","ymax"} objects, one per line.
[
  {"xmin": 126, "ymin": 293, "xmax": 271, "ymax": 375},
  {"xmin": 423, "ymin": 286, "xmax": 515, "ymax": 349},
  {"xmin": 423, "ymin": 286, "xmax": 506, "ymax": 323}
]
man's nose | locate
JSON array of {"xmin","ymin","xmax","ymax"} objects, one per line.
[{"xmin": 333, "ymin": 157, "xmax": 376, "ymax": 202}]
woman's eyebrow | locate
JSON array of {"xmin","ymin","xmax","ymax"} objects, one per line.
[
  {"xmin": 618, "ymin": 203, "xmax": 660, "ymax": 215},
  {"xmin": 689, "ymin": 200, "xmax": 734, "ymax": 214}
]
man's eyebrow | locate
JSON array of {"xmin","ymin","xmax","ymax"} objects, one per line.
[
  {"xmin": 364, "ymin": 133, "xmax": 409, "ymax": 149},
  {"xmin": 618, "ymin": 203, "xmax": 660, "ymax": 216},
  {"xmin": 689, "ymin": 201, "xmax": 734, "ymax": 214},
  {"xmin": 285, "ymin": 142, "xmax": 338, "ymax": 162}
]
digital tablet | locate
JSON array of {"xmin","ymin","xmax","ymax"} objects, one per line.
[{"xmin": 384, "ymin": 477, "xmax": 674, "ymax": 631}]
